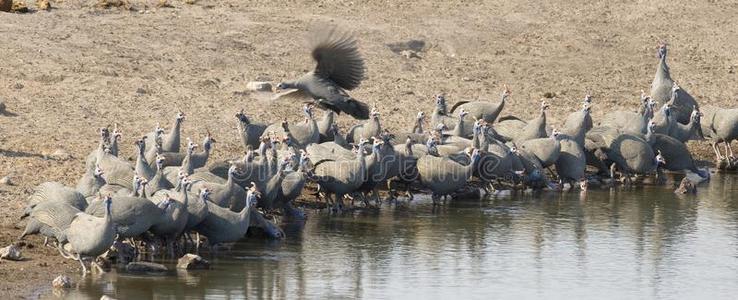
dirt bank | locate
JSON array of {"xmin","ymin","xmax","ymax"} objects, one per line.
[{"xmin": 1, "ymin": 0, "xmax": 737, "ymax": 298}]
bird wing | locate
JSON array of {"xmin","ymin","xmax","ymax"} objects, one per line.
[
  {"xmin": 309, "ymin": 25, "xmax": 365, "ymax": 91},
  {"xmin": 271, "ymin": 88, "xmax": 310, "ymax": 101}
]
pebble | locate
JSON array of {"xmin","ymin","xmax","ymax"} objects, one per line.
[
  {"xmin": 245, "ymin": 81, "xmax": 273, "ymax": 92},
  {"xmin": 177, "ymin": 253, "xmax": 210, "ymax": 270},
  {"xmin": 675, "ymin": 178, "xmax": 697, "ymax": 194},
  {"xmin": 37, "ymin": 0, "xmax": 51, "ymax": 10},
  {"xmin": 0, "ymin": 0, "xmax": 11, "ymax": 12},
  {"xmin": 52, "ymin": 275, "xmax": 72, "ymax": 289},
  {"xmin": 0, "ymin": 176, "xmax": 12, "ymax": 186},
  {"xmin": 0, "ymin": 244, "xmax": 22, "ymax": 261}
]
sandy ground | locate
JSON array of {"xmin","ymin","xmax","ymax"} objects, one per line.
[{"xmin": 1, "ymin": 0, "xmax": 737, "ymax": 298}]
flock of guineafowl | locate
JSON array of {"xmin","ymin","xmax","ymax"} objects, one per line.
[{"xmin": 18, "ymin": 26, "xmax": 738, "ymax": 275}]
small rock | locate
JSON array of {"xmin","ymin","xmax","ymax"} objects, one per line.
[
  {"xmin": 49, "ymin": 149, "xmax": 72, "ymax": 161},
  {"xmin": 0, "ymin": 176, "xmax": 12, "ymax": 186},
  {"xmin": 0, "ymin": 101, "xmax": 6, "ymax": 113},
  {"xmin": 13, "ymin": 82, "xmax": 24, "ymax": 89},
  {"xmin": 156, "ymin": 0, "xmax": 172, "ymax": 8},
  {"xmin": 11, "ymin": 0, "xmax": 29, "ymax": 13},
  {"xmin": 177, "ymin": 253, "xmax": 210, "ymax": 270},
  {"xmin": 675, "ymin": 178, "xmax": 697, "ymax": 194},
  {"xmin": 245, "ymin": 81, "xmax": 272, "ymax": 92},
  {"xmin": 125, "ymin": 262, "xmax": 168, "ymax": 274},
  {"xmin": 0, "ymin": 244, "xmax": 22, "ymax": 261},
  {"xmin": 135, "ymin": 87, "xmax": 147, "ymax": 95},
  {"xmin": 0, "ymin": 0, "xmax": 12, "ymax": 12},
  {"xmin": 36, "ymin": 0, "xmax": 50, "ymax": 10},
  {"xmin": 52, "ymin": 275, "xmax": 72, "ymax": 289}
]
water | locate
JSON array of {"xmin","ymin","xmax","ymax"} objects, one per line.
[{"xmin": 49, "ymin": 174, "xmax": 738, "ymax": 300}]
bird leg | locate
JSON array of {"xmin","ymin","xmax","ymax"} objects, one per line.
[
  {"xmin": 76, "ymin": 253, "xmax": 88, "ymax": 275},
  {"xmin": 724, "ymin": 142, "xmax": 730, "ymax": 160},
  {"xmin": 385, "ymin": 180, "xmax": 397, "ymax": 204},
  {"xmin": 728, "ymin": 142, "xmax": 735, "ymax": 159},
  {"xmin": 92, "ymin": 259, "xmax": 105, "ymax": 274},
  {"xmin": 712, "ymin": 142, "xmax": 724, "ymax": 161},
  {"xmin": 57, "ymin": 244, "xmax": 75, "ymax": 260},
  {"xmin": 431, "ymin": 193, "xmax": 440, "ymax": 206}
]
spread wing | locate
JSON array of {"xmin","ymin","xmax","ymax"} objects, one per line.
[
  {"xmin": 270, "ymin": 89, "xmax": 310, "ymax": 101},
  {"xmin": 309, "ymin": 25, "xmax": 365, "ymax": 91}
]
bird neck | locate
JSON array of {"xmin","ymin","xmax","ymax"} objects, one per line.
[
  {"xmin": 357, "ymin": 150, "xmax": 367, "ymax": 174},
  {"xmin": 226, "ymin": 171, "xmax": 236, "ymax": 188},
  {"xmin": 464, "ymin": 154, "xmax": 479, "ymax": 179},
  {"xmin": 492, "ymin": 96, "xmax": 507, "ymax": 118},
  {"xmin": 140, "ymin": 185, "xmax": 147, "ymax": 199},
  {"xmin": 370, "ymin": 117, "xmax": 381, "ymax": 133},
  {"xmin": 239, "ymin": 197, "xmax": 254, "ymax": 222},
  {"xmin": 182, "ymin": 153, "xmax": 194, "ymax": 175},
  {"xmin": 412, "ymin": 119, "xmax": 424, "ymax": 134},
  {"xmin": 105, "ymin": 202, "xmax": 113, "ymax": 222},
  {"xmin": 181, "ymin": 188, "xmax": 189, "ymax": 206},
  {"xmin": 455, "ymin": 117, "xmax": 465, "ymax": 134},
  {"xmin": 655, "ymin": 56, "xmax": 670, "ymax": 81},
  {"xmin": 171, "ymin": 119, "xmax": 182, "ymax": 136}
]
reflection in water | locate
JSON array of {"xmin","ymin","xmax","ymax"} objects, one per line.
[{"xmin": 49, "ymin": 174, "xmax": 738, "ymax": 299}]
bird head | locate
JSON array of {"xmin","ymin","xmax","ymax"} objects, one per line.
[
  {"xmin": 199, "ymin": 188, "xmax": 211, "ymax": 202},
  {"xmin": 550, "ymin": 128, "xmax": 561, "ymax": 140},
  {"xmin": 228, "ymin": 164, "xmax": 240, "ymax": 176},
  {"xmin": 203, "ymin": 131, "xmax": 216, "ymax": 149},
  {"xmin": 655, "ymin": 150, "xmax": 666, "ymax": 166},
  {"xmin": 93, "ymin": 165, "xmax": 105, "ymax": 178},
  {"xmin": 657, "ymin": 42, "xmax": 667, "ymax": 59},
  {"xmin": 417, "ymin": 111, "xmax": 425, "ymax": 121},
  {"xmin": 236, "ymin": 109, "xmax": 250, "ymax": 124},
  {"xmin": 370, "ymin": 107, "xmax": 380, "ymax": 120},
  {"xmin": 579, "ymin": 178, "xmax": 588, "ymax": 191},
  {"xmin": 151, "ymin": 122, "xmax": 163, "ymax": 135},
  {"xmin": 276, "ymin": 82, "xmax": 294, "ymax": 90},
  {"xmin": 501, "ymin": 85, "xmax": 512, "ymax": 99},
  {"xmin": 303, "ymin": 104, "xmax": 314, "ymax": 118},
  {"xmin": 330, "ymin": 123, "xmax": 341, "ymax": 135},
  {"xmin": 435, "ymin": 94, "xmax": 446, "ymax": 106},
  {"xmin": 583, "ymin": 94, "xmax": 593, "ymax": 105}
]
